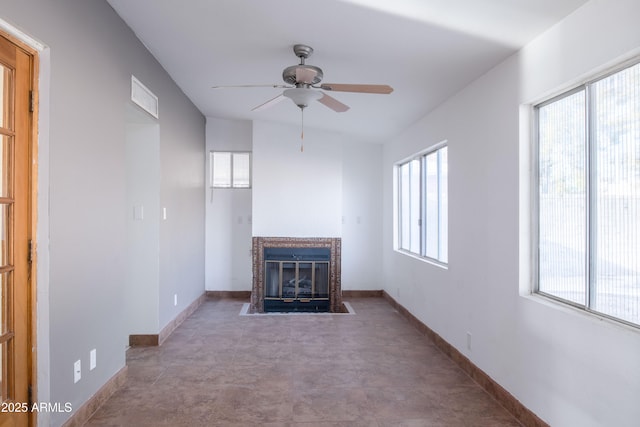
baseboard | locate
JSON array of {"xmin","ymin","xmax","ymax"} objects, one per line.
[
  {"xmin": 342, "ymin": 290, "xmax": 383, "ymax": 298},
  {"xmin": 206, "ymin": 290, "xmax": 383, "ymax": 301},
  {"xmin": 206, "ymin": 290, "xmax": 251, "ymax": 300},
  {"xmin": 61, "ymin": 365, "xmax": 127, "ymax": 427},
  {"xmin": 158, "ymin": 293, "xmax": 206, "ymax": 345},
  {"xmin": 129, "ymin": 292, "xmax": 206, "ymax": 347},
  {"xmin": 382, "ymin": 291, "xmax": 549, "ymax": 427},
  {"xmin": 128, "ymin": 334, "xmax": 158, "ymax": 346}
]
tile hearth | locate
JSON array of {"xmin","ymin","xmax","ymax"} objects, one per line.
[
  {"xmin": 86, "ymin": 297, "xmax": 520, "ymax": 426},
  {"xmin": 239, "ymin": 302, "xmax": 356, "ymax": 316}
]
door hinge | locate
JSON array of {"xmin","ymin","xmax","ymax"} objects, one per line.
[
  {"xmin": 29, "ymin": 90, "xmax": 34, "ymax": 113},
  {"xmin": 28, "ymin": 239, "xmax": 33, "ymax": 264}
]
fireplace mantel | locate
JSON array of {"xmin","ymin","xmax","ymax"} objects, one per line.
[{"xmin": 251, "ymin": 237, "xmax": 343, "ymax": 313}]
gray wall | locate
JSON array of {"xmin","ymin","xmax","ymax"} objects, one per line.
[
  {"xmin": 125, "ymin": 108, "xmax": 161, "ymax": 334},
  {"xmin": 0, "ymin": 1, "xmax": 205, "ymax": 425}
]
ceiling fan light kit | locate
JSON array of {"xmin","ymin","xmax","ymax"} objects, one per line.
[{"xmin": 283, "ymin": 87, "xmax": 322, "ymax": 109}]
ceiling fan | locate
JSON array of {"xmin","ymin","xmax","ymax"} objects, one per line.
[{"xmin": 212, "ymin": 44, "xmax": 394, "ymax": 113}]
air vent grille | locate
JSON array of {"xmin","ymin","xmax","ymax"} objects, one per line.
[{"xmin": 131, "ymin": 75, "xmax": 158, "ymax": 118}]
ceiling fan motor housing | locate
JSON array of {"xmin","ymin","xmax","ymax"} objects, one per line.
[{"xmin": 282, "ymin": 65, "xmax": 323, "ymax": 85}]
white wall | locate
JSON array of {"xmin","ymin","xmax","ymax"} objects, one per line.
[
  {"xmin": 0, "ymin": 1, "xmax": 206, "ymax": 425},
  {"xmin": 206, "ymin": 118, "xmax": 384, "ymax": 291},
  {"xmin": 382, "ymin": 0, "xmax": 640, "ymax": 426},
  {"xmin": 252, "ymin": 120, "xmax": 344, "ymax": 238},
  {"xmin": 205, "ymin": 117, "xmax": 253, "ymax": 291},
  {"xmin": 341, "ymin": 142, "xmax": 383, "ymax": 290}
]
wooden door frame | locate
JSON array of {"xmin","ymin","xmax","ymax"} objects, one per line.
[{"xmin": 0, "ymin": 29, "xmax": 38, "ymax": 427}]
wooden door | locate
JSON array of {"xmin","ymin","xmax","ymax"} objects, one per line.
[{"xmin": 0, "ymin": 33, "xmax": 35, "ymax": 427}]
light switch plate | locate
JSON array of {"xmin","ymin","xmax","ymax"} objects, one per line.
[
  {"xmin": 74, "ymin": 360, "xmax": 81, "ymax": 383},
  {"xmin": 90, "ymin": 349, "xmax": 97, "ymax": 370},
  {"xmin": 133, "ymin": 205, "xmax": 144, "ymax": 220}
]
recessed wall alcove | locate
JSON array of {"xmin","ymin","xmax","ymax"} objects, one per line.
[{"xmin": 251, "ymin": 237, "xmax": 344, "ymax": 313}]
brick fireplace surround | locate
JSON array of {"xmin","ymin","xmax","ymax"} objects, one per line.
[{"xmin": 251, "ymin": 236, "xmax": 344, "ymax": 313}]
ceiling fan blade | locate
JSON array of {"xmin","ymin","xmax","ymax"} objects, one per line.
[
  {"xmin": 212, "ymin": 84, "xmax": 289, "ymax": 89},
  {"xmin": 296, "ymin": 68, "xmax": 320, "ymax": 84},
  {"xmin": 319, "ymin": 83, "xmax": 393, "ymax": 94},
  {"xmin": 251, "ymin": 93, "xmax": 286, "ymax": 112},
  {"xmin": 318, "ymin": 93, "xmax": 350, "ymax": 113}
]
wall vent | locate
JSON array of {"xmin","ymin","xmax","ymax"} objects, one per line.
[{"xmin": 131, "ymin": 75, "xmax": 159, "ymax": 119}]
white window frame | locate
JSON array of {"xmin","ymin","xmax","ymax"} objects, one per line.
[
  {"xmin": 395, "ymin": 142, "xmax": 448, "ymax": 266},
  {"xmin": 533, "ymin": 58, "xmax": 640, "ymax": 328},
  {"xmin": 209, "ymin": 151, "xmax": 252, "ymax": 189}
]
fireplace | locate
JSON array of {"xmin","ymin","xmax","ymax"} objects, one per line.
[{"xmin": 251, "ymin": 237, "xmax": 343, "ymax": 313}]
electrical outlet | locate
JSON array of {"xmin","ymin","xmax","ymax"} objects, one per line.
[
  {"xmin": 90, "ymin": 349, "xmax": 97, "ymax": 371},
  {"xmin": 74, "ymin": 360, "xmax": 81, "ymax": 383},
  {"xmin": 174, "ymin": 294, "xmax": 178, "ymax": 306},
  {"xmin": 466, "ymin": 332, "xmax": 472, "ymax": 351}
]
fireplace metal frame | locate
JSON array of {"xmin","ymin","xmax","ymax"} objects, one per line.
[{"xmin": 251, "ymin": 237, "xmax": 342, "ymax": 313}]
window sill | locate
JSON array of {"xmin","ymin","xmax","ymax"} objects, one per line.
[
  {"xmin": 395, "ymin": 249, "xmax": 448, "ymax": 270},
  {"xmin": 210, "ymin": 186, "xmax": 252, "ymax": 190},
  {"xmin": 521, "ymin": 292, "xmax": 640, "ymax": 333}
]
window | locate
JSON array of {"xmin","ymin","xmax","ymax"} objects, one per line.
[
  {"xmin": 210, "ymin": 151, "xmax": 251, "ymax": 188},
  {"xmin": 536, "ymin": 60, "xmax": 640, "ymax": 327},
  {"xmin": 396, "ymin": 144, "xmax": 448, "ymax": 264}
]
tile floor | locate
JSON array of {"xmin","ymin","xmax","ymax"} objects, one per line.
[{"xmin": 85, "ymin": 297, "xmax": 521, "ymax": 426}]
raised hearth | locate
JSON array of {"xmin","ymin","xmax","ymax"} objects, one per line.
[{"xmin": 251, "ymin": 237, "xmax": 342, "ymax": 313}]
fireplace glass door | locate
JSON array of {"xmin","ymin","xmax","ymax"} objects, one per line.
[{"xmin": 264, "ymin": 260, "xmax": 330, "ymax": 312}]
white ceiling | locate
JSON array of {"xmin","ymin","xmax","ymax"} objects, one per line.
[{"xmin": 106, "ymin": 0, "xmax": 589, "ymax": 143}]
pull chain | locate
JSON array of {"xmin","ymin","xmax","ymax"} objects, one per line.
[{"xmin": 300, "ymin": 107, "xmax": 304, "ymax": 152}]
